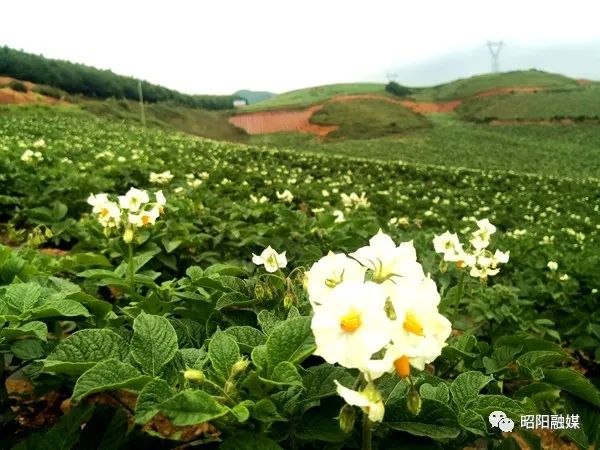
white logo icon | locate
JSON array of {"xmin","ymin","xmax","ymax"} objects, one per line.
[{"xmin": 489, "ymin": 411, "xmax": 514, "ymax": 432}]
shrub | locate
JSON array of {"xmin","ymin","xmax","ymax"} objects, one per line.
[
  {"xmin": 9, "ymin": 80, "xmax": 28, "ymax": 92},
  {"xmin": 385, "ymin": 81, "xmax": 411, "ymax": 97},
  {"xmin": 34, "ymin": 85, "xmax": 63, "ymax": 99}
]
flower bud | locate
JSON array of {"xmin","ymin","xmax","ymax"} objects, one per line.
[
  {"xmin": 231, "ymin": 357, "xmax": 250, "ymax": 377},
  {"xmin": 123, "ymin": 226, "xmax": 134, "ymax": 243},
  {"xmin": 283, "ymin": 291, "xmax": 296, "ymax": 309},
  {"xmin": 183, "ymin": 369, "xmax": 205, "ymax": 383},
  {"xmin": 406, "ymin": 386, "xmax": 422, "ymax": 416},
  {"xmin": 338, "ymin": 404, "xmax": 356, "ymax": 433}
]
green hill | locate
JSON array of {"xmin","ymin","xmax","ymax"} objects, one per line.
[
  {"xmin": 234, "ymin": 89, "xmax": 276, "ymax": 104},
  {"xmin": 412, "ymin": 69, "xmax": 579, "ymax": 101},
  {"xmin": 244, "ymin": 83, "xmax": 389, "ymax": 111},
  {"xmin": 457, "ymin": 85, "xmax": 600, "ymax": 122}
]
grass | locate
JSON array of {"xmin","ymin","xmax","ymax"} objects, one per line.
[
  {"xmin": 249, "ymin": 114, "xmax": 600, "ymax": 179},
  {"xmin": 244, "ymin": 83, "xmax": 388, "ymax": 111},
  {"xmin": 457, "ymin": 86, "xmax": 600, "ymax": 121},
  {"xmin": 310, "ymin": 99, "xmax": 430, "ymax": 139},
  {"xmin": 81, "ymin": 99, "xmax": 247, "ymax": 141},
  {"xmin": 412, "ymin": 69, "xmax": 579, "ymax": 101}
]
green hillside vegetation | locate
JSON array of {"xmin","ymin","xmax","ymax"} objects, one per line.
[
  {"xmin": 245, "ymin": 82, "xmax": 388, "ymax": 111},
  {"xmin": 80, "ymin": 99, "xmax": 246, "ymax": 141},
  {"xmin": 412, "ymin": 69, "xmax": 579, "ymax": 101},
  {"xmin": 0, "ymin": 46, "xmax": 239, "ymax": 109},
  {"xmin": 250, "ymin": 114, "xmax": 600, "ymax": 179},
  {"xmin": 457, "ymin": 86, "xmax": 600, "ymax": 122},
  {"xmin": 310, "ymin": 99, "xmax": 429, "ymax": 139},
  {"xmin": 234, "ymin": 89, "xmax": 276, "ymax": 104}
]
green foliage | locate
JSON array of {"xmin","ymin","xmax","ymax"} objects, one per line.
[
  {"xmin": 385, "ymin": 81, "xmax": 411, "ymax": 97},
  {"xmin": 311, "ymin": 98, "xmax": 430, "ymax": 139},
  {"xmin": 0, "ymin": 106, "xmax": 598, "ymax": 449},
  {"xmin": 9, "ymin": 80, "xmax": 28, "ymax": 92},
  {"xmin": 0, "ymin": 46, "xmax": 239, "ymax": 110}
]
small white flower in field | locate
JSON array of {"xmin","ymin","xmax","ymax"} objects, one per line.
[
  {"xmin": 149, "ymin": 170, "xmax": 174, "ymax": 185},
  {"xmin": 119, "ymin": 187, "xmax": 150, "ymax": 212},
  {"xmin": 117, "ymin": 156, "xmax": 126, "ymax": 163},
  {"xmin": 20, "ymin": 149, "xmax": 43, "ymax": 163},
  {"xmin": 547, "ymin": 261, "xmax": 558, "ymax": 271},
  {"xmin": 198, "ymin": 171, "xmax": 210, "ymax": 180},
  {"xmin": 252, "ymin": 246, "xmax": 287, "ymax": 272},
  {"xmin": 321, "ymin": 189, "xmax": 330, "ymax": 197},
  {"xmin": 174, "ymin": 187, "xmax": 184, "ymax": 194},
  {"xmin": 128, "ymin": 206, "xmax": 160, "ymax": 226},
  {"xmin": 350, "ymin": 230, "xmax": 423, "ymax": 283},
  {"xmin": 276, "ymin": 189, "xmax": 294, "ymax": 203},
  {"xmin": 155, "ymin": 190, "xmax": 167, "ymax": 208},
  {"xmin": 492, "ymin": 249, "xmax": 510, "ymax": 265},
  {"xmin": 470, "ymin": 218, "xmax": 497, "ymax": 250},
  {"xmin": 559, "ymin": 274, "xmax": 570, "ymax": 281},
  {"xmin": 341, "ymin": 192, "xmax": 370, "ymax": 210},
  {"xmin": 311, "ymin": 281, "xmax": 391, "ymax": 368},
  {"xmin": 250, "ymin": 194, "xmax": 269, "ymax": 204},
  {"xmin": 305, "ymin": 252, "xmax": 366, "ymax": 305},
  {"xmin": 32, "ymin": 138, "xmax": 45, "ymax": 148},
  {"xmin": 87, "ymin": 193, "xmax": 110, "ymax": 213},
  {"xmin": 333, "ymin": 210, "xmax": 345, "ymax": 223},
  {"xmin": 334, "ymin": 381, "xmax": 385, "ymax": 423},
  {"xmin": 433, "ymin": 231, "xmax": 464, "ymax": 262},
  {"xmin": 97, "ymin": 202, "xmax": 121, "ymax": 228}
]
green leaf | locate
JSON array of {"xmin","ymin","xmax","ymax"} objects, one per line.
[
  {"xmin": 1, "ymin": 321, "xmax": 47, "ymax": 341},
  {"xmin": 229, "ymin": 402, "xmax": 253, "ymax": 423},
  {"xmin": 251, "ymin": 398, "xmax": 287, "ymax": 422},
  {"xmin": 225, "ymin": 326, "xmax": 267, "ymax": 353},
  {"xmin": 458, "ymin": 410, "xmax": 488, "ymax": 436},
  {"xmin": 159, "ymin": 389, "xmax": 229, "ymax": 426},
  {"xmin": 209, "ymin": 330, "xmax": 240, "ymax": 380},
  {"xmin": 420, "ymin": 383, "xmax": 450, "ymax": 403},
  {"xmin": 135, "ymin": 378, "xmax": 176, "ymax": 425},
  {"xmin": 543, "ymin": 368, "xmax": 600, "ymax": 407},
  {"xmin": 4, "ymin": 282, "xmax": 42, "ymax": 312},
  {"xmin": 387, "ymin": 422, "xmax": 460, "ymax": 439},
  {"xmin": 72, "ymin": 359, "xmax": 151, "ymax": 401},
  {"xmin": 257, "ymin": 310, "xmax": 280, "ymax": 335},
  {"xmin": 301, "ymin": 364, "xmax": 354, "ymax": 404},
  {"xmin": 44, "ymin": 329, "xmax": 130, "ymax": 376},
  {"xmin": 266, "ymin": 316, "xmax": 315, "ymax": 372},
  {"xmin": 161, "ymin": 237, "xmax": 182, "ymax": 253},
  {"xmin": 517, "ymin": 351, "xmax": 573, "ymax": 370},
  {"xmin": 130, "ymin": 312, "xmax": 178, "ymax": 376},
  {"xmin": 11, "ymin": 339, "xmax": 45, "ymax": 360},
  {"xmin": 28, "ymin": 299, "xmax": 90, "ymax": 320},
  {"xmin": 450, "ymin": 371, "xmax": 493, "ymax": 409},
  {"xmin": 251, "ymin": 344, "xmax": 268, "ymax": 372},
  {"xmin": 260, "ymin": 361, "xmax": 303, "ymax": 387},
  {"xmin": 467, "ymin": 395, "xmax": 536, "ymax": 421}
]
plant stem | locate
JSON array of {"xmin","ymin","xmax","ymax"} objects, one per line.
[
  {"xmin": 362, "ymin": 412, "xmax": 372, "ymax": 450},
  {"xmin": 127, "ymin": 242, "xmax": 135, "ymax": 292},
  {"xmin": 453, "ymin": 270, "xmax": 466, "ymax": 316}
]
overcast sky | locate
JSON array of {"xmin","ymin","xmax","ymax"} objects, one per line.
[{"xmin": 1, "ymin": 0, "xmax": 600, "ymax": 94}]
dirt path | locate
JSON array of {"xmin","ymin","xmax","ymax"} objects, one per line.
[{"xmin": 0, "ymin": 88, "xmax": 62, "ymax": 105}]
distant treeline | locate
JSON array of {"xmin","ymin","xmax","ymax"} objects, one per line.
[{"xmin": 0, "ymin": 46, "xmax": 238, "ymax": 110}]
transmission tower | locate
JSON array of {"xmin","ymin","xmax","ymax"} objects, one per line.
[
  {"xmin": 486, "ymin": 41, "xmax": 504, "ymax": 73},
  {"xmin": 386, "ymin": 72, "xmax": 398, "ymax": 82}
]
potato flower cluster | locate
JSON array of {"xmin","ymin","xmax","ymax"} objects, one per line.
[
  {"xmin": 305, "ymin": 230, "xmax": 452, "ymax": 422},
  {"xmin": 433, "ymin": 218, "xmax": 509, "ymax": 280},
  {"xmin": 87, "ymin": 187, "xmax": 166, "ymax": 242}
]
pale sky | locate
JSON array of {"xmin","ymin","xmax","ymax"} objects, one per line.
[{"xmin": 1, "ymin": 0, "xmax": 600, "ymax": 94}]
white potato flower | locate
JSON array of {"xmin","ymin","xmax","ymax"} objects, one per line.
[
  {"xmin": 433, "ymin": 231, "xmax": 464, "ymax": 262},
  {"xmin": 87, "ymin": 193, "xmax": 110, "ymax": 213},
  {"xmin": 305, "ymin": 251, "xmax": 366, "ymax": 306},
  {"xmin": 276, "ymin": 189, "xmax": 294, "ymax": 203},
  {"xmin": 149, "ymin": 170, "xmax": 174, "ymax": 185},
  {"xmin": 470, "ymin": 218, "xmax": 497, "ymax": 250},
  {"xmin": 547, "ymin": 261, "xmax": 558, "ymax": 271},
  {"xmin": 350, "ymin": 230, "xmax": 423, "ymax": 283},
  {"xmin": 119, "ymin": 187, "xmax": 150, "ymax": 212},
  {"xmin": 252, "ymin": 246, "xmax": 287, "ymax": 272},
  {"xmin": 128, "ymin": 206, "xmax": 160, "ymax": 227},
  {"xmin": 334, "ymin": 381, "xmax": 385, "ymax": 423},
  {"xmin": 311, "ymin": 281, "xmax": 391, "ymax": 368}
]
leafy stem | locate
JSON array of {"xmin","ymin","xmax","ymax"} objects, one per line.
[
  {"xmin": 452, "ymin": 270, "xmax": 467, "ymax": 316},
  {"xmin": 127, "ymin": 242, "xmax": 135, "ymax": 292},
  {"xmin": 362, "ymin": 411, "xmax": 372, "ymax": 450}
]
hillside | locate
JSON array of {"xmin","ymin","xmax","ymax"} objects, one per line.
[
  {"xmin": 0, "ymin": 46, "xmax": 239, "ymax": 109},
  {"xmin": 234, "ymin": 89, "xmax": 276, "ymax": 104}
]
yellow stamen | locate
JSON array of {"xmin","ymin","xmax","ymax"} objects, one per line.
[
  {"xmin": 394, "ymin": 355, "xmax": 410, "ymax": 378},
  {"xmin": 456, "ymin": 260, "xmax": 466, "ymax": 268},
  {"xmin": 340, "ymin": 311, "xmax": 362, "ymax": 333},
  {"xmin": 142, "ymin": 215, "xmax": 150, "ymax": 225},
  {"xmin": 100, "ymin": 208, "xmax": 109, "ymax": 217},
  {"xmin": 403, "ymin": 312, "xmax": 424, "ymax": 336}
]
